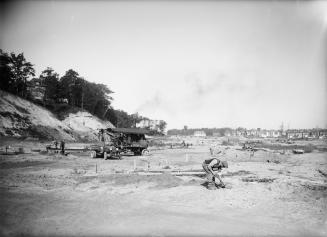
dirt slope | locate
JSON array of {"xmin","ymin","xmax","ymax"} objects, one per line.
[
  {"xmin": 63, "ymin": 111, "xmax": 114, "ymax": 140},
  {"xmin": 0, "ymin": 90, "xmax": 113, "ymax": 141}
]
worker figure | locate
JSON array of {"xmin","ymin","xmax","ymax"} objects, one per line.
[
  {"xmin": 99, "ymin": 129, "xmax": 105, "ymax": 142},
  {"xmin": 60, "ymin": 140, "xmax": 65, "ymax": 155},
  {"xmin": 54, "ymin": 140, "xmax": 58, "ymax": 149},
  {"xmin": 209, "ymin": 147, "xmax": 213, "ymax": 155},
  {"xmin": 202, "ymin": 156, "xmax": 228, "ymax": 189}
]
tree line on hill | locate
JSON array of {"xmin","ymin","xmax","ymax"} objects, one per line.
[{"xmin": 0, "ymin": 49, "xmax": 167, "ymax": 133}]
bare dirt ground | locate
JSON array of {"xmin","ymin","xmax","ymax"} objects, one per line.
[{"xmin": 0, "ymin": 137, "xmax": 326, "ymax": 236}]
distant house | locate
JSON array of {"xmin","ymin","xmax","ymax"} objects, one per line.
[
  {"xmin": 247, "ymin": 129, "xmax": 259, "ymax": 137},
  {"xmin": 286, "ymin": 129, "xmax": 323, "ymax": 139},
  {"xmin": 259, "ymin": 130, "xmax": 282, "ymax": 138},
  {"xmin": 308, "ymin": 129, "xmax": 327, "ymax": 138},
  {"xmin": 194, "ymin": 130, "xmax": 206, "ymax": 137},
  {"xmin": 245, "ymin": 129, "xmax": 282, "ymax": 138},
  {"xmin": 289, "ymin": 130, "xmax": 306, "ymax": 139},
  {"xmin": 318, "ymin": 129, "xmax": 327, "ymax": 138},
  {"xmin": 235, "ymin": 130, "xmax": 246, "ymax": 137},
  {"xmin": 242, "ymin": 128, "xmax": 327, "ymax": 139},
  {"xmin": 136, "ymin": 119, "xmax": 161, "ymax": 132},
  {"xmin": 258, "ymin": 130, "xmax": 268, "ymax": 138}
]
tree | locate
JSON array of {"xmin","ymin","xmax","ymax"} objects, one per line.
[
  {"xmin": 0, "ymin": 49, "xmax": 13, "ymax": 92},
  {"xmin": 158, "ymin": 120, "xmax": 167, "ymax": 133},
  {"xmin": 39, "ymin": 67, "xmax": 59, "ymax": 103},
  {"xmin": 104, "ymin": 108, "xmax": 118, "ymax": 126},
  {"xmin": 58, "ymin": 70, "xmax": 114, "ymax": 119},
  {"xmin": 0, "ymin": 50, "xmax": 35, "ymax": 97},
  {"xmin": 59, "ymin": 69, "xmax": 80, "ymax": 106},
  {"xmin": 84, "ymin": 82, "xmax": 113, "ymax": 119},
  {"xmin": 114, "ymin": 110, "xmax": 135, "ymax": 128},
  {"xmin": 8, "ymin": 52, "xmax": 35, "ymax": 97}
]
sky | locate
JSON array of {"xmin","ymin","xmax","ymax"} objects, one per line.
[{"xmin": 1, "ymin": 0, "xmax": 326, "ymax": 130}]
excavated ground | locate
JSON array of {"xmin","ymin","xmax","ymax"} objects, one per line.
[{"xmin": 0, "ymin": 138, "xmax": 326, "ymax": 236}]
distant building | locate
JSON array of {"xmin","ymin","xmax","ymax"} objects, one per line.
[
  {"xmin": 314, "ymin": 129, "xmax": 327, "ymax": 138},
  {"xmin": 286, "ymin": 129, "xmax": 308, "ymax": 139},
  {"xmin": 136, "ymin": 119, "xmax": 161, "ymax": 132},
  {"xmin": 272, "ymin": 130, "xmax": 281, "ymax": 137},
  {"xmin": 246, "ymin": 129, "xmax": 259, "ymax": 137},
  {"xmin": 194, "ymin": 130, "xmax": 206, "ymax": 137},
  {"xmin": 259, "ymin": 130, "xmax": 269, "ymax": 138},
  {"xmin": 235, "ymin": 130, "xmax": 246, "ymax": 137},
  {"xmin": 318, "ymin": 129, "xmax": 327, "ymax": 138},
  {"xmin": 258, "ymin": 130, "xmax": 281, "ymax": 138},
  {"xmin": 244, "ymin": 129, "xmax": 282, "ymax": 138},
  {"xmin": 286, "ymin": 129, "xmax": 327, "ymax": 139},
  {"xmin": 308, "ymin": 129, "xmax": 327, "ymax": 138}
]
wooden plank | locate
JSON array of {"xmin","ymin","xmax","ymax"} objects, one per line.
[{"xmin": 134, "ymin": 171, "xmax": 205, "ymax": 176}]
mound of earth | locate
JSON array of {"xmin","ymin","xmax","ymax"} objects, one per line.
[
  {"xmin": 62, "ymin": 111, "xmax": 114, "ymax": 140},
  {"xmin": 0, "ymin": 90, "xmax": 114, "ymax": 141}
]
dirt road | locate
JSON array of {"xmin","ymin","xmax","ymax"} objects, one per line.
[{"xmin": 0, "ymin": 139, "xmax": 326, "ymax": 236}]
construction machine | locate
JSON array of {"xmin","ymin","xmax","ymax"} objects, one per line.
[{"xmin": 89, "ymin": 127, "xmax": 149, "ymax": 159}]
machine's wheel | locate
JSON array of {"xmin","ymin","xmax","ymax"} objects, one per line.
[
  {"xmin": 90, "ymin": 151, "xmax": 97, "ymax": 159},
  {"xmin": 103, "ymin": 152, "xmax": 107, "ymax": 160},
  {"xmin": 141, "ymin": 149, "xmax": 149, "ymax": 156}
]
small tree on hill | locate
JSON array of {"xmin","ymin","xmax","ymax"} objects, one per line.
[
  {"xmin": 39, "ymin": 67, "xmax": 60, "ymax": 103},
  {"xmin": 59, "ymin": 69, "xmax": 80, "ymax": 106},
  {"xmin": 158, "ymin": 120, "xmax": 167, "ymax": 133}
]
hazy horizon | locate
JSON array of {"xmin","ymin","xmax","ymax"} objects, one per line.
[{"xmin": 1, "ymin": 0, "xmax": 326, "ymax": 130}]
